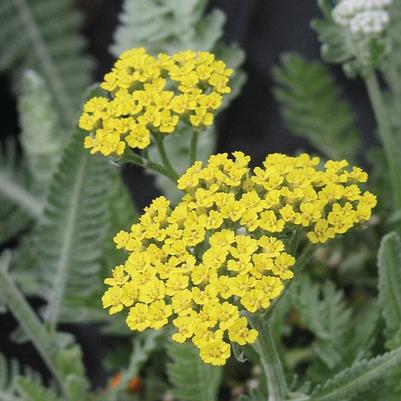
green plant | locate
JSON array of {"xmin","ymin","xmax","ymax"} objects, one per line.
[{"xmin": 1, "ymin": 0, "xmax": 401, "ymax": 400}]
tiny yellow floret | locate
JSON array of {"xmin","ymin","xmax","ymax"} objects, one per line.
[
  {"xmin": 102, "ymin": 152, "xmax": 376, "ymax": 365},
  {"xmin": 79, "ymin": 48, "xmax": 232, "ymax": 156}
]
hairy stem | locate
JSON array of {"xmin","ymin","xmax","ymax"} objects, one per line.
[
  {"xmin": 189, "ymin": 130, "xmax": 199, "ymax": 165},
  {"xmin": 249, "ymin": 243, "xmax": 316, "ymax": 400},
  {"xmin": 152, "ymin": 133, "xmax": 179, "ymax": 181},
  {"xmin": 365, "ymin": 72, "xmax": 401, "ymax": 216},
  {"xmin": 250, "ymin": 314, "xmax": 288, "ymax": 401},
  {"xmin": 106, "ymin": 331, "xmax": 162, "ymax": 401},
  {"xmin": 124, "ymin": 150, "xmax": 178, "ymax": 182},
  {"xmin": 0, "ymin": 254, "xmax": 64, "ymax": 393}
]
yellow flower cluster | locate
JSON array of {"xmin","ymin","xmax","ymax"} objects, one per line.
[
  {"xmin": 102, "ymin": 152, "xmax": 376, "ymax": 365},
  {"xmin": 79, "ymin": 48, "xmax": 232, "ymax": 156}
]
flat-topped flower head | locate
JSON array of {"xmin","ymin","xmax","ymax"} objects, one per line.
[
  {"xmin": 333, "ymin": 0, "xmax": 392, "ymax": 35},
  {"xmin": 79, "ymin": 48, "xmax": 232, "ymax": 156},
  {"xmin": 102, "ymin": 152, "xmax": 376, "ymax": 365}
]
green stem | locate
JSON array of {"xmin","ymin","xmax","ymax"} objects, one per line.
[
  {"xmin": 293, "ymin": 243, "xmax": 316, "ymax": 271},
  {"xmin": 123, "ymin": 149, "xmax": 177, "ymax": 183},
  {"xmin": 288, "ymin": 230, "xmax": 304, "ymax": 255},
  {"xmin": 189, "ymin": 130, "xmax": 199, "ymax": 165},
  {"xmin": 250, "ymin": 314, "xmax": 288, "ymax": 401},
  {"xmin": 365, "ymin": 72, "xmax": 401, "ymax": 215},
  {"xmin": 0, "ymin": 254, "xmax": 64, "ymax": 393},
  {"xmin": 106, "ymin": 331, "xmax": 162, "ymax": 401},
  {"xmin": 248, "ymin": 243, "xmax": 317, "ymax": 400},
  {"xmin": 152, "ymin": 133, "xmax": 179, "ymax": 181}
]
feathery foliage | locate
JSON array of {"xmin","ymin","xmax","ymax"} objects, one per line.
[
  {"xmin": 378, "ymin": 232, "xmax": 401, "ymax": 341},
  {"xmin": 18, "ymin": 70, "xmax": 63, "ymax": 187},
  {"xmin": 105, "ymin": 331, "xmax": 163, "ymax": 401},
  {"xmin": 111, "ymin": 0, "xmax": 224, "ymax": 56},
  {"xmin": 291, "ymin": 275, "xmax": 352, "ymax": 369},
  {"xmin": 54, "ymin": 346, "xmax": 90, "ymax": 401},
  {"xmin": 311, "ymin": 2, "xmax": 354, "ymax": 66},
  {"xmin": 16, "ymin": 377, "xmax": 61, "ymax": 401},
  {"xmin": 35, "ymin": 122, "xmax": 113, "ymax": 327},
  {"xmin": 0, "ymin": 141, "xmax": 41, "ymax": 244},
  {"xmin": 238, "ymin": 389, "xmax": 266, "ymax": 401},
  {"xmin": 48, "ymin": 170, "xmax": 139, "ymax": 333},
  {"xmin": 0, "ymin": 0, "xmax": 94, "ymax": 126},
  {"xmin": 310, "ymin": 346, "xmax": 401, "ymax": 401},
  {"xmin": 167, "ymin": 341, "xmax": 222, "ymax": 401},
  {"xmin": 272, "ymin": 53, "xmax": 361, "ymax": 161},
  {"xmin": 0, "ymin": 352, "xmax": 38, "ymax": 401}
]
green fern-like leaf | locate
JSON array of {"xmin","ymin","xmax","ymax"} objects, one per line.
[
  {"xmin": 167, "ymin": 341, "xmax": 222, "ymax": 401},
  {"xmin": 378, "ymin": 232, "xmax": 401, "ymax": 341},
  {"xmin": 16, "ymin": 377, "xmax": 61, "ymax": 401},
  {"xmin": 55, "ymin": 345, "xmax": 90, "ymax": 401},
  {"xmin": 311, "ymin": 15, "xmax": 353, "ymax": 66},
  {"xmin": 272, "ymin": 52, "xmax": 361, "ymax": 161},
  {"xmin": 310, "ymin": 346, "xmax": 401, "ymax": 401},
  {"xmin": 291, "ymin": 276, "xmax": 352, "ymax": 369},
  {"xmin": 111, "ymin": 0, "xmax": 224, "ymax": 56},
  {"xmin": 0, "ymin": 353, "xmax": 22, "ymax": 401},
  {"xmin": 39, "ymin": 170, "xmax": 138, "ymax": 333},
  {"xmin": 18, "ymin": 70, "xmax": 63, "ymax": 187},
  {"xmin": 0, "ymin": 0, "xmax": 94, "ymax": 126},
  {"xmin": 104, "ymin": 331, "xmax": 163, "ymax": 401},
  {"xmin": 238, "ymin": 389, "xmax": 266, "ymax": 401},
  {"xmin": 0, "ymin": 352, "xmax": 42, "ymax": 401},
  {"xmin": 0, "ymin": 141, "xmax": 42, "ymax": 244},
  {"xmin": 34, "ymin": 122, "xmax": 113, "ymax": 326}
]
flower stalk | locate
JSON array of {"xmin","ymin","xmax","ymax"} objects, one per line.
[
  {"xmin": 152, "ymin": 133, "xmax": 179, "ymax": 181},
  {"xmin": 123, "ymin": 148, "xmax": 178, "ymax": 183},
  {"xmin": 0, "ymin": 254, "xmax": 65, "ymax": 395},
  {"xmin": 364, "ymin": 72, "xmax": 401, "ymax": 216},
  {"xmin": 250, "ymin": 314, "xmax": 288, "ymax": 401},
  {"xmin": 190, "ymin": 130, "xmax": 200, "ymax": 165},
  {"xmin": 249, "ymin": 242, "xmax": 316, "ymax": 401}
]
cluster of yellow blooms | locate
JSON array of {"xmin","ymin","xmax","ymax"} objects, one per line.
[
  {"xmin": 102, "ymin": 152, "xmax": 376, "ymax": 365},
  {"xmin": 79, "ymin": 48, "xmax": 232, "ymax": 156}
]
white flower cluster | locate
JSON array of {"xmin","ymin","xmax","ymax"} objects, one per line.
[{"xmin": 333, "ymin": 0, "xmax": 392, "ymax": 34}]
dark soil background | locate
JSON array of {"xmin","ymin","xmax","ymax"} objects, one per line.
[{"xmin": 0, "ymin": 0, "xmax": 376, "ymax": 390}]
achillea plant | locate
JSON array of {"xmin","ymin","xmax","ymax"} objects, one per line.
[
  {"xmin": 4, "ymin": 1, "xmax": 401, "ymax": 400},
  {"xmin": 102, "ymin": 151, "xmax": 375, "ymax": 365}
]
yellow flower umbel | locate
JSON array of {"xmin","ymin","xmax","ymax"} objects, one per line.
[
  {"xmin": 79, "ymin": 48, "xmax": 232, "ymax": 157},
  {"xmin": 102, "ymin": 152, "xmax": 376, "ymax": 365}
]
